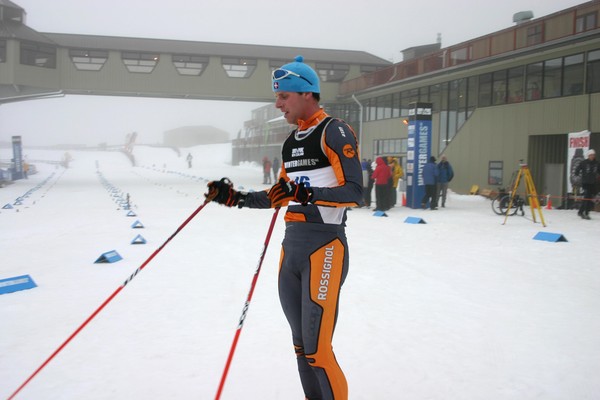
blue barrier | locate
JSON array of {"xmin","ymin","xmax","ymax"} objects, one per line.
[
  {"xmin": 405, "ymin": 216, "xmax": 426, "ymax": 224},
  {"xmin": 131, "ymin": 220, "xmax": 144, "ymax": 229},
  {"xmin": 0, "ymin": 275, "xmax": 37, "ymax": 295},
  {"xmin": 94, "ymin": 250, "xmax": 123, "ymax": 263},
  {"xmin": 131, "ymin": 234, "xmax": 147, "ymax": 245},
  {"xmin": 373, "ymin": 210, "xmax": 388, "ymax": 217},
  {"xmin": 533, "ymin": 232, "xmax": 567, "ymax": 242}
]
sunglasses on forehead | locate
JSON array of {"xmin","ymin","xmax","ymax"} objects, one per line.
[{"xmin": 272, "ymin": 68, "xmax": 313, "ymax": 85}]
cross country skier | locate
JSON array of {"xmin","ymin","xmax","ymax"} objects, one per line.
[{"xmin": 205, "ymin": 55, "xmax": 363, "ymax": 400}]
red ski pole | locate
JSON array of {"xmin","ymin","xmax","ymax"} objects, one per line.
[
  {"xmin": 8, "ymin": 200, "xmax": 211, "ymax": 400},
  {"xmin": 214, "ymin": 207, "xmax": 280, "ymax": 400}
]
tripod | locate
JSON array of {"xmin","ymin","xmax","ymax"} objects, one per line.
[{"xmin": 502, "ymin": 162, "xmax": 547, "ymax": 227}]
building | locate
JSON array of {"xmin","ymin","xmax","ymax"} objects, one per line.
[
  {"xmin": 238, "ymin": 1, "xmax": 600, "ymax": 207},
  {"xmin": 2, "ymin": 0, "xmax": 599, "ymax": 206}
]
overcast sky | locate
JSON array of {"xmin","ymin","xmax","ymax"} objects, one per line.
[{"xmin": 0, "ymin": 0, "xmax": 584, "ymax": 147}]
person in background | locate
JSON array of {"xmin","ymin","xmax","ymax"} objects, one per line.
[
  {"xmin": 186, "ymin": 153, "xmax": 193, "ymax": 168},
  {"xmin": 570, "ymin": 148, "xmax": 585, "ymax": 196},
  {"xmin": 436, "ymin": 155, "xmax": 454, "ymax": 208},
  {"xmin": 205, "ymin": 56, "xmax": 362, "ymax": 400},
  {"xmin": 388, "ymin": 157, "xmax": 403, "ymax": 208},
  {"xmin": 360, "ymin": 159, "xmax": 369, "ymax": 206},
  {"xmin": 372, "ymin": 156, "xmax": 392, "ymax": 212},
  {"xmin": 262, "ymin": 156, "xmax": 272, "ymax": 184},
  {"xmin": 421, "ymin": 156, "xmax": 439, "ymax": 210},
  {"xmin": 272, "ymin": 156, "xmax": 280, "ymax": 182},
  {"xmin": 575, "ymin": 148, "xmax": 599, "ymax": 220},
  {"xmin": 364, "ymin": 159, "xmax": 374, "ymax": 208}
]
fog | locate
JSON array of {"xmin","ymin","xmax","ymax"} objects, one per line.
[
  {"xmin": 0, "ymin": 96, "xmax": 270, "ymax": 147},
  {"xmin": 0, "ymin": 0, "xmax": 584, "ymax": 147}
]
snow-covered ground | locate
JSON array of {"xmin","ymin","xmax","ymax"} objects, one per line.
[{"xmin": 1, "ymin": 144, "xmax": 599, "ymax": 400}]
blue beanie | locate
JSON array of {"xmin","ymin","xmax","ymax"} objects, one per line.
[{"xmin": 272, "ymin": 55, "xmax": 320, "ymax": 94}]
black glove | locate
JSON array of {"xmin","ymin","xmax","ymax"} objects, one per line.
[
  {"xmin": 267, "ymin": 178, "xmax": 312, "ymax": 207},
  {"xmin": 205, "ymin": 178, "xmax": 246, "ymax": 207}
]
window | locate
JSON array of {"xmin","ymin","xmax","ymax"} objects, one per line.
[
  {"xmin": 525, "ymin": 62, "xmax": 543, "ymax": 100},
  {"xmin": 399, "ymin": 91, "xmax": 410, "ymax": 117},
  {"xmin": 315, "ymin": 63, "xmax": 349, "ymax": 82},
  {"xmin": 488, "ymin": 161, "xmax": 503, "ymax": 186},
  {"xmin": 543, "ymin": 57, "xmax": 562, "ymax": 98},
  {"xmin": 467, "ymin": 76, "xmax": 477, "ymax": 117},
  {"xmin": 562, "ymin": 53, "xmax": 584, "ymax": 96},
  {"xmin": 172, "ymin": 54, "xmax": 209, "ymax": 76},
  {"xmin": 576, "ymin": 12, "xmax": 597, "ymax": 33},
  {"xmin": 429, "ymin": 84, "xmax": 441, "ymax": 112},
  {"xmin": 0, "ymin": 40, "xmax": 6, "ymax": 63},
  {"xmin": 69, "ymin": 49, "xmax": 108, "ymax": 71},
  {"xmin": 527, "ymin": 24, "xmax": 543, "ymax": 46},
  {"xmin": 418, "ymin": 86, "xmax": 430, "ymax": 103},
  {"xmin": 586, "ymin": 49, "xmax": 600, "ymax": 93},
  {"xmin": 391, "ymin": 92, "xmax": 401, "ymax": 118},
  {"xmin": 373, "ymin": 139, "xmax": 407, "ymax": 156},
  {"xmin": 439, "ymin": 82, "xmax": 449, "ymax": 150},
  {"xmin": 478, "ymin": 73, "xmax": 492, "ymax": 106},
  {"xmin": 450, "ymin": 46, "xmax": 470, "ymax": 66},
  {"xmin": 222, "ymin": 57, "xmax": 256, "ymax": 78},
  {"xmin": 376, "ymin": 94, "xmax": 392, "ymax": 120},
  {"xmin": 507, "ymin": 66, "xmax": 524, "ymax": 103},
  {"xmin": 20, "ymin": 41, "xmax": 56, "ymax": 68},
  {"xmin": 122, "ymin": 52, "xmax": 159, "ymax": 73},
  {"xmin": 492, "ymin": 70, "xmax": 507, "ymax": 105},
  {"xmin": 365, "ymin": 98, "xmax": 376, "ymax": 122},
  {"xmin": 446, "ymin": 80, "xmax": 459, "ymax": 147},
  {"xmin": 456, "ymin": 78, "xmax": 467, "ymax": 131}
]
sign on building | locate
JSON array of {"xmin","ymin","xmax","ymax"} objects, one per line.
[{"xmin": 406, "ymin": 102, "xmax": 432, "ymax": 208}]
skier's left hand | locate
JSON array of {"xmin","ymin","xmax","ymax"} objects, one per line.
[{"xmin": 205, "ymin": 178, "xmax": 246, "ymax": 207}]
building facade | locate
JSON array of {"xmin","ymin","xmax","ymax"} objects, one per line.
[{"xmin": 239, "ymin": 1, "xmax": 600, "ymax": 207}]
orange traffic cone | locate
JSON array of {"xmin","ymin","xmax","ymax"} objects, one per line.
[
  {"xmin": 402, "ymin": 193, "xmax": 407, "ymax": 206},
  {"xmin": 545, "ymin": 195, "xmax": 552, "ymax": 210}
]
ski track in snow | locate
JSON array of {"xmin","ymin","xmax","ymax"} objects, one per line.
[{"xmin": 1, "ymin": 144, "xmax": 599, "ymax": 400}]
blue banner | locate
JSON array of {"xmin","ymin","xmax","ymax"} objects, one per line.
[
  {"xmin": 12, "ymin": 136, "xmax": 24, "ymax": 180},
  {"xmin": 406, "ymin": 103, "xmax": 432, "ymax": 208}
]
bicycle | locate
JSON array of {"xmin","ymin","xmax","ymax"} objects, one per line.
[
  {"xmin": 491, "ymin": 191, "xmax": 525, "ymax": 216},
  {"xmin": 490, "ymin": 161, "xmax": 543, "ymax": 217}
]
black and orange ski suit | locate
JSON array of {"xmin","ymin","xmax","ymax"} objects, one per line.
[{"xmin": 243, "ymin": 109, "xmax": 363, "ymax": 400}]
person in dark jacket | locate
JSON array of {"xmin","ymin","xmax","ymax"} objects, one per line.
[
  {"xmin": 421, "ymin": 156, "xmax": 439, "ymax": 210},
  {"xmin": 365, "ymin": 159, "xmax": 374, "ymax": 207},
  {"xmin": 436, "ymin": 155, "xmax": 454, "ymax": 207},
  {"xmin": 372, "ymin": 156, "xmax": 392, "ymax": 212},
  {"xmin": 575, "ymin": 149, "xmax": 599, "ymax": 219},
  {"xmin": 361, "ymin": 159, "xmax": 373, "ymax": 207}
]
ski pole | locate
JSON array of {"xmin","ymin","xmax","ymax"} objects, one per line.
[
  {"xmin": 214, "ymin": 207, "xmax": 280, "ymax": 400},
  {"xmin": 8, "ymin": 200, "xmax": 211, "ymax": 400}
]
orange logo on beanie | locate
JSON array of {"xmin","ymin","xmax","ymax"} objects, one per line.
[{"xmin": 343, "ymin": 144, "xmax": 356, "ymax": 158}]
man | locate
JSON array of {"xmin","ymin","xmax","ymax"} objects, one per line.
[
  {"xmin": 421, "ymin": 156, "xmax": 439, "ymax": 210},
  {"xmin": 575, "ymin": 148, "xmax": 599, "ymax": 220},
  {"xmin": 262, "ymin": 156, "xmax": 272, "ymax": 184},
  {"xmin": 205, "ymin": 55, "xmax": 363, "ymax": 400},
  {"xmin": 436, "ymin": 155, "xmax": 454, "ymax": 207}
]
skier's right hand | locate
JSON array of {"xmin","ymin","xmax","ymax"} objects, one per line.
[{"xmin": 205, "ymin": 178, "xmax": 246, "ymax": 207}]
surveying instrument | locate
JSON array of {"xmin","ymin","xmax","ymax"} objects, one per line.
[{"xmin": 502, "ymin": 161, "xmax": 546, "ymax": 227}]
